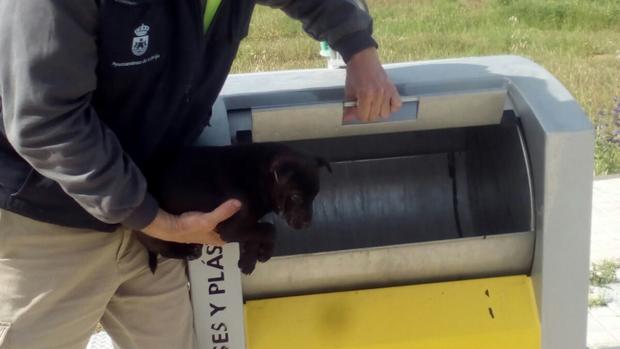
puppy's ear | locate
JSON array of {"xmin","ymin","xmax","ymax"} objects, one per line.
[
  {"xmin": 316, "ymin": 157, "xmax": 332, "ymax": 173},
  {"xmin": 269, "ymin": 156, "xmax": 294, "ymax": 181}
]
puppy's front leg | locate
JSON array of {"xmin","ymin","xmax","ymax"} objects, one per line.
[
  {"xmin": 238, "ymin": 240, "xmax": 261, "ymax": 275},
  {"xmin": 238, "ymin": 222, "xmax": 275, "ymax": 274},
  {"xmin": 254, "ymin": 222, "xmax": 275, "ymax": 263}
]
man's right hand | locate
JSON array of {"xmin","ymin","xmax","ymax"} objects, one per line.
[{"xmin": 141, "ymin": 199, "xmax": 242, "ymax": 246}]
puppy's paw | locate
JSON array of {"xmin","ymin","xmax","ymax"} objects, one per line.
[
  {"xmin": 238, "ymin": 258, "xmax": 257, "ymax": 275},
  {"xmin": 148, "ymin": 251, "xmax": 159, "ymax": 274},
  {"xmin": 257, "ymin": 240, "xmax": 274, "ymax": 263},
  {"xmin": 160, "ymin": 243, "xmax": 203, "ymax": 260},
  {"xmin": 238, "ymin": 241, "xmax": 259, "ymax": 275},
  {"xmin": 254, "ymin": 222, "xmax": 275, "ymax": 263},
  {"xmin": 186, "ymin": 244, "xmax": 203, "ymax": 260}
]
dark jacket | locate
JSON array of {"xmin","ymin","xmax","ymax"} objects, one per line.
[{"xmin": 0, "ymin": 0, "xmax": 376, "ymax": 231}]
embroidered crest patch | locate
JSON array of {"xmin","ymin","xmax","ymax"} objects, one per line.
[{"xmin": 132, "ymin": 23, "xmax": 150, "ymax": 56}]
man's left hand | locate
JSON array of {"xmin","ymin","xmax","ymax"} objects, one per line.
[{"xmin": 343, "ymin": 47, "xmax": 402, "ymax": 122}]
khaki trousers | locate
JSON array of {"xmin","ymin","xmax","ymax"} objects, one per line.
[{"xmin": 0, "ymin": 209, "xmax": 196, "ymax": 349}]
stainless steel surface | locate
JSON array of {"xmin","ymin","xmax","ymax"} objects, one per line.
[
  {"xmin": 242, "ymin": 121, "xmax": 533, "ymax": 299},
  {"xmin": 341, "ymin": 101, "xmax": 419, "ymax": 125},
  {"xmin": 455, "ymin": 117, "xmax": 534, "ymax": 236},
  {"xmin": 271, "ymin": 121, "xmax": 532, "ymax": 256},
  {"xmin": 516, "ymin": 122, "xmax": 536, "ymax": 231},
  {"xmin": 270, "ymin": 153, "xmax": 458, "ymax": 254},
  {"xmin": 251, "ymin": 89, "xmax": 507, "ymax": 142},
  {"xmin": 343, "ymin": 95, "xmax": 419, "ymax": 108},
  {"xmin": 242, "ymin": 231, "xmax": 534, "ymax": 299}
]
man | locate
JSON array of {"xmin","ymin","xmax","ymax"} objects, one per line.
[{"xmin": 0, "ymin": 0, "xmax": 401, "ymax": 348}]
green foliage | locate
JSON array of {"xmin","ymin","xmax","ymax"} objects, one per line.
[
  {"xmin": 589, "ymin": 292, "xmax": 612, "ymax": 308},
  {"xmin": 590, "ymin": 260, "xmax": 619, "ymax": 287},
  {"xmin": 594, "ymin": 99, "xmax": 620, "ymax": 175},
  {"xmin": 588, "ymin": 260, "xmax": 618, "ymax": 308},
  {"xmin": 595, "ymin": 137, "xmax": 620, "ymax": 176}
]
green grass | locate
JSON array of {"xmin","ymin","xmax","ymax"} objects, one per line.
[
  {"xmin": 588, "ymin": 259, "xmax": 619, "ymax": 308},
  {"xmin": 233, "ymin": 0, "xmax": 620, "ymax": 174},
  {"xmin": 590, "ymin": 259, "xmax": 619, "ymax": 287},
  {"xmin": 589, "ymin": 291, "xmax": 612, "ymax": 308}
]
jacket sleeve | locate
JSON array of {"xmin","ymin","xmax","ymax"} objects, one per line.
[
  {"xmin": 0, "ymin": 0, "xmax": 158, "ymax": 230},
  {"xmin": 256, "ymin": 0, "xmax": 378, "ymax": 62}
]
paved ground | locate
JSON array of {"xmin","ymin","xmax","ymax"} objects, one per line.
[
  {"xmin": 87, "ymin": 331, "xmax": 113, "ymax": 349},
  {"xmin": 88, "ymin": 177, "xmax": 620, "ymax": 349},
  {"xmin": 588, "ymin": 176, "xmax": 620, "ymax": 349},
  {"xmin": 590, "ymin": 176, "xmax": 620, "ymax": 264}
]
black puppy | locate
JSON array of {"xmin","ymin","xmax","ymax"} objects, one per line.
[{"xmin": 136, "ymin": 142, "xmax": 330, "ymax": 274}]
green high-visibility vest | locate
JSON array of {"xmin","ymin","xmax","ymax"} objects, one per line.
[{"xmin": 203, "ymin": 0, "xmax": 222, "ymax": 33}]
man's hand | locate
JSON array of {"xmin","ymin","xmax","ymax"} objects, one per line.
[
  {"xmin": 343, "ymin": 47, "xmax": 402, "ymax": 122},
  {"xmin": 141, "ymin": 199, "xmax": 242, "ymax": 246}
]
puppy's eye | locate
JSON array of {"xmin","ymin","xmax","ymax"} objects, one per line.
[{"xmin": 290, "ymin": 194, "xmax": 303, "ymax": 204}]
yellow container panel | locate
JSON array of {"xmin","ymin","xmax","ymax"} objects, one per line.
[{"xmin": 244, "ymin": 275, "xmax": 540, "ymax": 349}]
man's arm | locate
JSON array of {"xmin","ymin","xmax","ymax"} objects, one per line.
[
  {"xmin": 0, "ymin": 0, "xmax": 159, "ymax": 229},
  {"xmin": 257, "ymin": 0, "xmax": 376, "ymax": 62},
  {"xmin": 257, "ymin": 0, "xmax": 402, "ymax": 122}
]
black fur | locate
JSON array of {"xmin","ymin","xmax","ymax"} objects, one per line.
[{"xmin": 135, "ymin": 142, "xmax": 329, "ymax": 274}]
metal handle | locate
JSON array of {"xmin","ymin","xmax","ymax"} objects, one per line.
[
  {"xmin": 251, "ymin": 89, "xmax": 506, "ymax": 142},
  {"xmin": 343, "ymin": 95, "xmax": 420, "ymax": 108},
  {"xmin": 342, "ymin": 95, "xmax": 420, "ymax": 125}
]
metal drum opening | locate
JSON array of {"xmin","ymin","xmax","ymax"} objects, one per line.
[{"xmin": 271, "ymin": 112, "xmax": 533, "ymax": 256}]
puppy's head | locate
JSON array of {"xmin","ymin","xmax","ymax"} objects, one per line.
[{"xmin": 269, "ymin": 153, "xmax": 331, "ymax": 229}]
